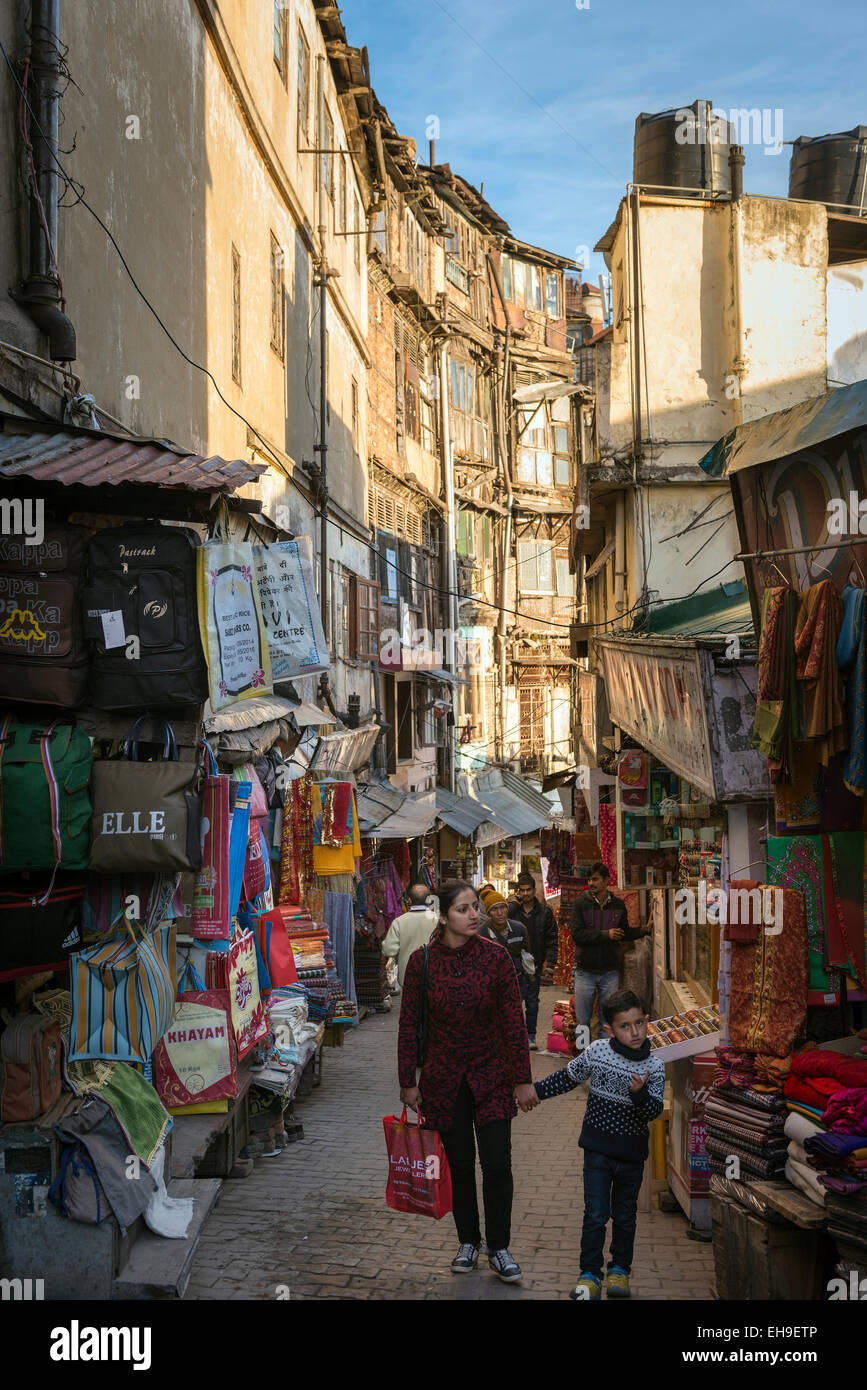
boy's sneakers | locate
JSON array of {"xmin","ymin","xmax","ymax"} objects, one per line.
[
  {"xmin": 570, "ymin": 1272, "xmax": 602, "ymax": 1301},
  {"xmin": 606, "ymin": 1266, "xmax": 631, "ymax": 1298},
  {"xmin": 488, "ymin": 1249, "xmax": 522, "ymax": 1283},
  {"xmin": 528, "ymin": 1036, "xmax": 538, "ymax": 1050},
  {"xmin": 450, "ymin": 1243, "xmax": 480, "ymax": 1273}
]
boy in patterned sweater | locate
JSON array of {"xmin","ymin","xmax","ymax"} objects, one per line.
[{"xmin": 533, "ymin": 989, "xmax": 664, "ymax": 1300}]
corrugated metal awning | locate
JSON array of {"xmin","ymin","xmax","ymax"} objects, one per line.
[
  {"xmin": 371, "ymin": 790, "xmax": 438, "ymax": 839},
  {"xmin": 435, "ymin": 788, "xmax": 495, "ymax": 836},
  {"xmin": 699, "ymin": 379, "xmax": 867, "ymax": 478},
  {"xmin": 513, "ymin": 380, "xmax": 589, "ymax": 404},
  {"xmin": 0, "ymin": 417, "xmax": 266, "ymax": 493},
  {"xmin": 312, "ymin": 724, "xmax": 381, "ymax": 774},
  {"xmin": 466, "ymin": 768, "xmax": 557, "ymax": 836}
]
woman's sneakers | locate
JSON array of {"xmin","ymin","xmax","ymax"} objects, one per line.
[
  {"xmin": 606, "ymin": 1266, "xmax": 631, "ymax": 1298},
  {"xmin": 488, "ymin": 1249, "xmax": 522, "ymax": 1283},
  {"xmin": 570, "ymin": 1271, "xmax": 602, "ymax": 1300},
  {"xmin": 450, "ymin": 1243, "xmax": 480, "ymax": 1273}
]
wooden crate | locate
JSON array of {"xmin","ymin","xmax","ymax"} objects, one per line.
[{"xmin": 711, "ymin": 1194, "xmax": 826, "ymax": 1300}]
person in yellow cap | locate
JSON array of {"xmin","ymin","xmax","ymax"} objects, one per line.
[{"xmin": 480, "ymin": 893, "xmax": 531, "ymax": 994}]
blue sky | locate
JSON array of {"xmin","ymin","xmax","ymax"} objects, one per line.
[{"xmin": 345, "ymin": 0, "xmax": 867, "ymax": 287}]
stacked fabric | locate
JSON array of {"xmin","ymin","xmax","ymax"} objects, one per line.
[
  {"xmin": 295, "ymin": 966, "xmax": 331, "ymax": 1024},
  {"xmin": 783, "ymin": 1047, "xmax": 867, "ymax": 1205},
  {"xmin": 354, "ymin": 943, "xmax": 389, "ymax": 1010},
  {"xmin": 704, "ymin": 1085, "xmax": 788, "ymax": 1178}
]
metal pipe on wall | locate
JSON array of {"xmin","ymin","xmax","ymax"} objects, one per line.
[
  {"xmin": 728, "ymin": 145, "xmax": 746, "ymax": 427},
  {"xmin": 438, "ymin": 337, "xmax": 458, "ymax": 793}
]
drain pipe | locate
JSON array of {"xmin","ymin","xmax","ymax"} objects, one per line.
[
  {"xmin": 13, "ymin": 0, "xmax": 76, "ymax": 360},
  {"xmin": 728, "ymin": 145, "xmax": 746, "ymax": 426}
]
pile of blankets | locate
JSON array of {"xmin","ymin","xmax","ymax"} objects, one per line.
[
  {"xmin": 705, "ymin": 1084, "xmax": 788, "ymax": 1179},
  {"xmin": 783, "ymin": 1046, "xmax": 867, "ymax": 1207}
]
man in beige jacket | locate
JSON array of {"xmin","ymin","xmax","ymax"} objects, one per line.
[{"xmin": 381, "ymin": 883, "xmax": 436, "ymax": 988}]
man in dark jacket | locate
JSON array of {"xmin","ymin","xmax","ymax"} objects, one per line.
[
  {"xmin": 569, "ymin": 862, "xmax": 651, "ymax": 1049},
  {"xmin": 510, "ymin": 872, "xmax": 558, "ymax": 1050},
  {"xmin": 479, "ymin": 894, "xmax": 530, "ymax": 982}
]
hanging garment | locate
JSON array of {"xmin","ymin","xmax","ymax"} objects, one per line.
[
  {"xmin": 278, "ymin": 776, "xmax": 314, "ymax": 904},
  {"xmin": 773, "ymin": 746, "xmax": 821, "ymax": 835},
  {"xmin": 767, "ymin": 833, "xmax": 865, "ymax": 993},
  {"xmin": 753, "ymin": 586, "xmax": 799, "ymax": 780},
  {"xmin": 836, "ymin": 585, "xmax": 867, "ymax": 794},
  {"xmin": 794, "ymin": 579, "xmax": 846, "ymax": 766},
  {"xmin": 727, "ymin": 885, "xmax": 808, "ymax": 1056}
]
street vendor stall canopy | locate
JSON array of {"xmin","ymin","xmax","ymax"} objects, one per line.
[
  {"xmin": 699, "ymin": 378, "xmax": 867, "ymax": 478},
  {"xmin": 0, "ymin": 416, "xmax": 267, "ymax": 493}
]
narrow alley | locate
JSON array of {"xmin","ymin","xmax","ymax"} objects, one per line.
[{"xmin": 184, "ymin": 989, "xmax": 716, "ymax": 1302}]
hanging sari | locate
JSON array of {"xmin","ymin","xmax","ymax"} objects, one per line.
[{"xmin": 795, "ymin": 580, "xmax": 846, "ymax": 767}]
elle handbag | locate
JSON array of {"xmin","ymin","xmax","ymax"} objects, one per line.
[{"xmin": 89, "ymin": 719, "xmax": 202, "ymax": 875}]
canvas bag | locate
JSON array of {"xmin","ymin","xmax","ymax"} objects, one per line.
[
  {"xmin": 83, "ymin": 523, "xmax": 208, "ymax": 709},
  {"xmin": 0, "ymin": 716, "xmax": 92, "ymax": 873},
  {"xmin": 207, "ymin": 931, "xmax": 268, "ymax": 1061},
  {"xmin": 191, "ymin": 741, "xmax": 233, "ymax": 940},
  {"xmin": 197, "ymin": 539, "xmax": 273, "ymax": 711},
  {"xmin": 152, "ymin": 961, "xmax": 238, "ymax": 1109},
  {"xmin": 89, "ymin": 720, "xmax": 202, "ymax": 874},
  {"xmin": 0, "ymin": 1013, "xmax": 62, "ymax": 1122},
  {"xmin": 253, "ymin": 905, "xmax": 299, "ymax": 987},
  {"xmin": 48, "ymin": 1143, "xmax": 108, "ymax": 1225},
  {"xmin": 68, "ymin": 921, "xmax": 176, "ymax": 1064},
  {"xmin": 0, "ymin": 876, "xmax": 85, "ymax": 980},
  {"xmin": 252, "ymin": 537, "xmax": 329, "ymax": 680},
  {"xmin": 383, "ymin": 1107, "xmax": 452, "ymax": 1220},
  {"xmin": 0, "ymin": 523, "xmax": 89, "ymax": 707}
]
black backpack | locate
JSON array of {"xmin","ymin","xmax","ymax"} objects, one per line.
[
  {"xmin": 83, "ymin": 524, "xmax": 207, "ymax": 709},
  {"xmin": 0, "ymin": 523, "xmax": 89, "ymax": 707}
]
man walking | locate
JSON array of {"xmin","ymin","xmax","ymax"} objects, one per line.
[
  {"xmin": 510, "ymin": 872, "xmax": 558, "ymax": 1050},
  {"xmin": 569, "ymin": 863, "xmax": 651, "ymax": 1049},
  {"xmin": 381, "ymin": 883, "xmax": 436, "ymax": 988}
]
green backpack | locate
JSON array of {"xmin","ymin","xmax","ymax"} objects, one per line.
[{"xmin": 0, "ymin": 717, "xmax": 92, "ymax": 871}]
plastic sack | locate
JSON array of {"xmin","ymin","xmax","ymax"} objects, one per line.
[
  {"xmin": 383, "ymin": 1107, "xmax": 452, "ymax": 1220},
  {"xmin": 197, "ymin": 540, "xmax": 273, "ymax": 710}
]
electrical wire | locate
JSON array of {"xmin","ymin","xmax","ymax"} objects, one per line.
[{"xmin": 0, "ymin": 35, "xmax": 741, "ymax": 638}]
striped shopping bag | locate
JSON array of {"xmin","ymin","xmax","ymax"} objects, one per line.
[{"xmin": 68, "ymin": 922, "xmax": 177, "ymax": 1064}]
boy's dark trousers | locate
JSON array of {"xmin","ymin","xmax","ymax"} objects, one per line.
[{"xmin": 580, "ymin": 1148, "xmax": 645, "ymax": 1278}]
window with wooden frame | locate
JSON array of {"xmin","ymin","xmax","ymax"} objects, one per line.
[
  {"xmin": 273, "ymin": 1, "xmax": 287, "ymax": 80},
  {"xmin": 297, "ymin": 25, "xmax": 310, "ymax": 138},
  {"xmin": 546, "ymin": 270, "xmax": 561, "ymax": 318},
  {"xmin": 231, "ymin": 244, "xmax": 242, "ymax": 385},
  {"xmin": 517, "ymin": 539, "xmax": 554, "ymax": 594},
  {"xmin": 351, "ymin": 576, "xmax": 380, "ymax": 661},
  {"xmin": 269, "ymin": 233, "xmax": 284, "ymax": 358},
  {"xmin": 396, "ymin": 680, "xmax": 414, "ymax": 762}
]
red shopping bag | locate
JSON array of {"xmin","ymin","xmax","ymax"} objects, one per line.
[{"xmin": 383, "ymin": 1107, "xmax": 452, "ymax": 1219}]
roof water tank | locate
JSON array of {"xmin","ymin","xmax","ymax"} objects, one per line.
[
  {"xmin": 788, "ymin": 127, "xmax": 867, "ymax": 215},
  {"xmin": 634, "ymin": 99, "xmax": 733, "ymax": 197}
]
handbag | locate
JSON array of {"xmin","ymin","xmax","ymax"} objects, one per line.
[
  {"xmin": 0, "ymin": 716, "xmax": 92, "ymax": 873},
  {"xmin": 416, "ymin": 943, "xmax": 430, "ymax": 1067},
  {"xmin": 383, "ymin": 1106, "xmax": 452, "ymax": 1220},
  {"xmin": 191, "ymin": 741, "xmax": 232, "ymax": 940},
  {"xmin": 152, "ymin": 960, "xmax": 238, "ymax": 1110},
  {"xmin": 89, "ymin": 719, "xmax": 202, "ymax": 875},
  {"xmin": 253, "ymin": 905, "xmax": 299, "ymax": 987},
  {"xmin": 68, "ymin": 920, "xmax": 176, "ymax": 1063}
]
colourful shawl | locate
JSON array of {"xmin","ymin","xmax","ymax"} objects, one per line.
[
  {"xmin": 767, "ymin": 833, "xmax": 866, "ymax": 992},
  {"xmin": 794, "ymin": 579, "xmax": 846, "ymax": 766},
  {"xmin": 754, "ymin": 586, "xmax": 799, "ymax": 780},
  {"xmin": 823, "ymin": 1086, "xmax": 867, "ymax": 1134},
  {"xmin": 790, "ymin": 1048, "xmax": 867, "ymax": 1088},
  {"xmin": 836, "ymin": 584, "xmax": 867, "ymax": 794},
  {"xmin": 806, "ymin": 1130, "xmax": 867, "ymax": 1159},
  {"xmin": 728, "ymin": 885, "xmax": 808, "ymax": 1056}
]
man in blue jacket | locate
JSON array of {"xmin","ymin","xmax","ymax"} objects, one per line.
[{"xmin": 569, "ymin": 863, "xmax": 650, "ymax": 1049}]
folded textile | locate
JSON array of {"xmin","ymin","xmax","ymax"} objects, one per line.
[
  {"xmin": 753, "ymin": 1054, "xmax": 791, "ymax": 1093},
  {"xmin": 818, "ymin": 1172, "xmax": 867, "ymax": 1194},
  {"xmin": 790, "ymin": 1048, "xmax": 867, "ymax": 1088},
  {"xmin": 705, "ymin": 1096, "xmax": 785, "ymax": 1131},
  {"xmin": 714, "ymin": 1081, "xmax": 787, "ymax": 1113},
  {"xmin": 706, "ymin": 1136, "xmax": 785, "ymax": 1178},
  {"xmin": 786, "ymin": 1100, "xmax": 827, "ymax": 1124},
  {"xmin": 787, "ymin": 1139, "xmax": 808, "ymax": 1165},
  {"xmin": 823, "ymin": 1086, "xmax": 867, "ymax": 1133},
  {"xmin": 785, "ymin": 1073, "xmax": 846, "ymax": 1110},
  {"xmin": 706, "ymin": 1118, "xmax": 788, "ymax": 1155},
  {"xmin": 785, "ymin": 1155, "xmax": 826, "ymax": 1206},
  {"xmin": 806, "ymin": 1131, "xmax": 867, "ymax": 1159},
  {"xmin": 85, "ymin": 1060, "xmax": 171, "ymax": 1168},
  {"xmin": 784, "ymin": 1111, "xmax": 825, "ymax": 1146}
]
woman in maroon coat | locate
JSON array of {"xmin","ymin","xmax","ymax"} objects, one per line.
[{"xmin": 398, "ymin": 881, "xmax": 539, "ymax": 1282}]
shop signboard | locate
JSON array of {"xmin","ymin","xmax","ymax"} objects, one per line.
[
  {"xmin": 598, "ymin": 638, "xmax": 770, "ymax": 803},
  {"xmin": 598, "ymin": 640, "xmax": 715, "ymax": 797}
]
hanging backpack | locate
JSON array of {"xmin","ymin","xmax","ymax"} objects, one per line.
[
  {"xmin": 0, "ymin": 1013, "xmax": 62, "ymax": 1122},
  {"xmin": 83, "ymin": 524, "xmax": 207, "ymax": 709},
  {"xmin": 0, "ymin": 716, "xmax": 92, "ymax": 872},
  {"xmin": 0, "ymin": 523, "xmax": 89, "ymax": 707}
]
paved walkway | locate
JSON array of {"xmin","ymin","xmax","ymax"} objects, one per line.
[{"xmin": 184, "ymin": 986, "xmax": 716, "ymax": 1300}]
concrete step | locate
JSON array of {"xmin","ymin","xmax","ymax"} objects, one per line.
[{"xmin": 111, "ymin": 1178, "xmax": 221, "ymax": 1300}]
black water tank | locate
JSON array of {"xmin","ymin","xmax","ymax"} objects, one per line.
[
  {"xmin": 789, "ymin": 128, "xmax": 867, "ymax": 214},
  {"xmin": 634, "ymin": 99, "xmax": 733, "ymax": 197}
]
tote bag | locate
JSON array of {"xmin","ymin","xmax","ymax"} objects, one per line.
[
  {"xmin": 153, "ymin": 961, "xmax": 238, "ymax": 1109},
  {"xmin": 68, "ymin": 921, "xmax": 176, "ymax": 1064},
  {"xmin": 191, "ymin": 741, "xmax": 233, "ymax": 940},
  {"xmin": 198, "ymin": 540, "xmax": 273, "ymax": 711},
  {"xmin": 252, "ymin": 538, "xmax": 329, "ymax": 680},
  {"xmin": 383, "ymin": 1107, "xmax": 452, "ymax": 1219},
  {"xmin": 208, "ymin": 931, "xmax": 268, "ymax": 1061},
  {"xmin": 89, "ymin": 720, "xmax": 201, "ymax": 875}
]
